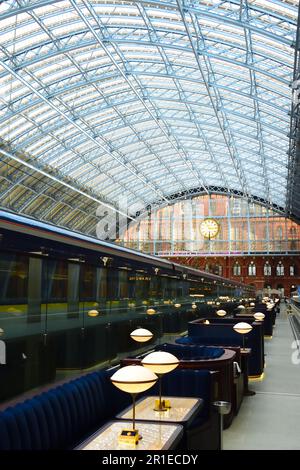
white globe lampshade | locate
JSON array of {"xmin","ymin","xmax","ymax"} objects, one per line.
[
  {"xmin": 174, "ymin": 303, "xmax": 181, "ymax": 308},
  {"xmin": 204, "ymin": 319, "xmax": 210, "ymax": 325},
  {"xmin": 146, "ymin": 308, "xmax": 156, "ymax": 315},
  {"xmin": 216, "ymin": 309, "xmax": 226, "ymax": 317},
  {"xmin": 192, "ymin": 303, "xmax": 197, "ymax": 309},
  {"xmin": 130, "ymin": 328, "xmax": 153, "ymax": 343},
  {"xmin": 250, "ymin": 302, "xmax": 255, "ymax": 307},
  {"xmin": 110, "ymin": 365, "xmax": 158, "ymax": 394},
  {"xmin": 0, "ymin": 328, "xmax": 4, "ymax": 336},
  {"xmin": 233, "ymin": 322, "xmax": 253, "ymax": 335},
  {"xmin": 254, "ymin": 312, "xmax": 265, "ymax": 321},
  {"xmin": 142, "ymin": 351, "xmax": 179, "ymax": 375},
  {"xmin": 237, "ymin": 305, "xmax": 245, "ymax": 310}
]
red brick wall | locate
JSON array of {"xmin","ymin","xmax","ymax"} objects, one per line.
[{"xmin": 167, "ymin": 255, "xmax": 300, "ymax": 295}]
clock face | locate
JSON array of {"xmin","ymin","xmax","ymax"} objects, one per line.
[{"xmin": 200, "ymin": 218, "xmax": 220, "ymax": 239}]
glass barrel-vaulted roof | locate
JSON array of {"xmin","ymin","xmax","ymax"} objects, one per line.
[{"xmin": 0, "ymin": 0, "xmax": 298, "ymax": 234}]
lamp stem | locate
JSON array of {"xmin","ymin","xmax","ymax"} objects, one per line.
[
  {"xmin": 159, "ymin": 374, "xmax": 162, "ymax": 410},
  {"xmin": 131, "ymin": 393, "xmax": 137, "ymax": 431},
  {"xmin": 243, "ymin": 335, "xmax": 245, "ymax": 351}
]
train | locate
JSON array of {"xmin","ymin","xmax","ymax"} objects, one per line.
[{"xmin": 0, "ymin": 210, "xmax": 254, "ymax": 402}]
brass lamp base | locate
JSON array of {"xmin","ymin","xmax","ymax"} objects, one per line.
[
  {"xmin": 118, "ymin": 429, "xmax": 140, "ymax": 445},
  {"xmin": 154, "ymin": 398, "xmax": 171, "ymax": 411}
]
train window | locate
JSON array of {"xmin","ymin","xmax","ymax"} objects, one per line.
[
  {"xmin": 80, "ymin": 264, "xmax": 96, "ymax": 301},
  {"xmin": 0, "ymin": 252, "xmax": 28, "ymax": 303},
  {"xmin": 130, "ymin": 270, "xmax": 151, "ymax": 304},
  {"xmin": 42, "ymin": 259, "xmax": 68, "ymax": 302},
  {"xmin": 119, "ymin": 269, "xmax": 129, "ymax": 299},
  {"xmin": 96, "ymin": 266, "xmax": 107, "ymax": 299},
  {"xmin": 107, "ymin": 268, "xmax": 121, "ymax": 300}
]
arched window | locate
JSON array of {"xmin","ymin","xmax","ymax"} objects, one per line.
[
  {"xmin": 289, "ymin": 228, "xmax": 297, "ymax": 250},
  {"xmin": 264, "ymin": 262, "xmax": 271, "ymax": 276},
  {"xmin": 290, "ymin": 265, "xmax": 295, "ymax": 276},
  {"xmin": 276, "ymin": 226, "xmax": 284, "ymax": 250},
  {"xmin": 233, "ymin": 262, "xmax": 241, "ymax": 276},
  {"xmin": 248, "ymin": 262, "xmax": 256, "ymax": 276},
  {"xmin": 277, "ymin": 226, "xmax": 283, "ymax": 238},
  {"xmin": 276, "ymin": 261, "xmax": 284, "ymax": 276}
]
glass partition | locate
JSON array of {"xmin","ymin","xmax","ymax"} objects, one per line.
[{"xmin": 0, "ymin": 248, "xmax": 252, "ymax": 404}]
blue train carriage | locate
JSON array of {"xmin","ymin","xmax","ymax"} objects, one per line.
[{"xmin": 0, "ymin": 210, "xmax": 254, "ymax": 402}]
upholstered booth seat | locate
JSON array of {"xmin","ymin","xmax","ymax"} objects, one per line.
[
  {"xmin": 155, "ymin": 343, "xmax": 225, "ymax": 360},
  {"xmin": 177, "ymin": 318, "xmax": 264, "ymax": 377},
  {"xmin": 145, "ymin": 368, "xmax": 220, "ymax": 450},
  {"xmin": 121, "ymin": 343, "xmax": 240, "ymax": 429},
  {"xmin": 233, "ymin": 303, "xmax": 274, "ymax": 337},
  {"xmin": 0, "ymin": 367, "xmax": 219, "ymax": 450},
  {"xmin": 0, "ymin": 370, "xmax": 130, "ymax": 450}
]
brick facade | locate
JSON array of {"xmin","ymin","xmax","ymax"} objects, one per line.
[{"xmin": 167, "ymin": 255, "xmax": 300, "ymax": 296}]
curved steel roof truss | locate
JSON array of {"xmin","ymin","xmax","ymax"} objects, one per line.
[{"xmin": 0, "ymin": 0, "xmax": 298, "ymax": 232}]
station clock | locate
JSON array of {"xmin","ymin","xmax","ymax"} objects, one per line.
[{"xmin": 199, "ymin": 218, "xmax": 220, "ymax": 239}]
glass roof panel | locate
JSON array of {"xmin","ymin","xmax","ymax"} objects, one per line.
[{"xmin": 0, "ymin": 0, "xmax": 298, "ymax": 227}]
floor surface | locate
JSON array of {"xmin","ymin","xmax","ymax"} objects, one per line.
[{"xmin": 224, "ymin": 305, "xmax": 300, "ymax": 450}]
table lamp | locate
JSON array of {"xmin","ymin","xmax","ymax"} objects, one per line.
[
  {"xmin": 237, "ymin": 305, "xmax": 245, "ymax": 310},
  {"xmin": 233, "ymin": 322, "xmax": 253, "ymax": 351},
  {"xmin": 216, "ymin": 309, "xmax": 226, "ymax": 317},
  {"xmin": 130, "ymin": 328, "xmax": 153, "ymax": 343},
  {"xmin": 110, "ymin": 365, "xmax": 157, "ymax": 443},
  {"xmin": 142, "ymin": 351, "xmax": 179, "ymax": 411},
  {"xmin": 88, "ymin": 309, "xmax": 99, "ymax": 317},
  {"xmin": 174, "ymin": 303, "xmax": 181, "ymax": 308},
  {"xmin": 192, "ymin": 303, "xmax": 197, "ymax": 309},
  {"xmin": 253, "ymin": 312, "xmax": 265, "ymax": 321},
  {"xmin": 146, "ymin": 308, "xmax": 156, "ymax": 315}
]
